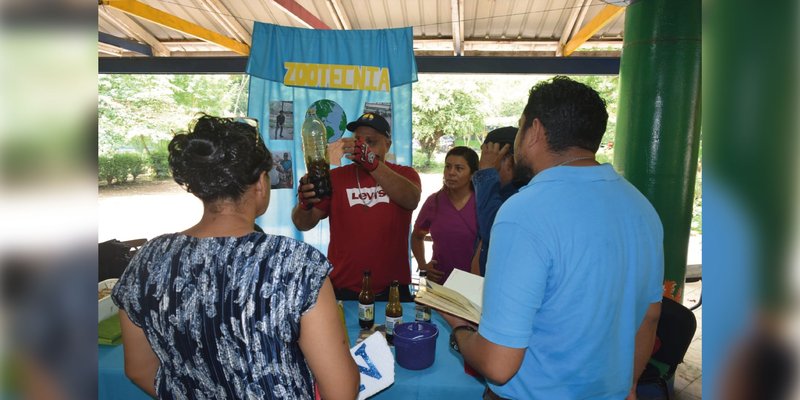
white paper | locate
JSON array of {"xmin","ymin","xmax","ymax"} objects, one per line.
[
  {"xmin": 350, "ymin": 331, "xmax": 395, "ymax": 399},
  {"xmin": 443, "ymin": 269, "xmax": 484, "ymax": 309}
]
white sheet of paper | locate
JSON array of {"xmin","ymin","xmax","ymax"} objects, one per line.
[
  {"xmin": 350, "ymin": 331, "xmax": 394, "ymax": 399},
  {"xmin": 443, "ymin": 269, "xmax": 484, "ymax": 309}
]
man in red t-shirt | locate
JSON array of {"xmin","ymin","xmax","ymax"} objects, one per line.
[{"xmin": 292, "ymin": 112, "xmax": 421, "ymax": 301}]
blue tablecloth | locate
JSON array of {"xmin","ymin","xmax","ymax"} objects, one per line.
[{"xmin": 98, "ymin": 301, "xmax": 485, "ymax": 399}]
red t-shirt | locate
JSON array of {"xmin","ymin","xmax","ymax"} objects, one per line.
[{"xmin": 315, "ymin": 163, "xmax": 421, "ymax": 294}]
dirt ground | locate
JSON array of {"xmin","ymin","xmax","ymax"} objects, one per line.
[
  {"xmin": 99, "ymin": 178, "xmax": 203, "ymax": 242},
  {"xmin": 99, "ymin": 178, "xmax": 187, "ymax": 197}
]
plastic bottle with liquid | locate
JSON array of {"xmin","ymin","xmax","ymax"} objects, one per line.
[{"xmin": 300, "ymin": 113, "xmax": 332, "ymax": 198}]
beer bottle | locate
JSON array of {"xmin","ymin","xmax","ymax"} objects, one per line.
[
  {"xmin": 385, "ymin": 280, "xmax": 403, "ymax": 345},
  {"xmin": 414, "ymin": 270, "xmax": 431, "ymax": 322},
  {"xmin": 358, "ymin": 270, "xmax": 375, "ymax": 330}
]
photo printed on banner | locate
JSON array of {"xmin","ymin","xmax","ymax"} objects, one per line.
[
  {"xmin": 269, "ymin": 151, "xmax": 294, "ymax": 189},
  {"xmin": 363, "ymin": 102, "xmax": 392, "ymax": 131},
  {"xmin": 269, "ymin": 101, "xmax": 293, "ymax": 140}
]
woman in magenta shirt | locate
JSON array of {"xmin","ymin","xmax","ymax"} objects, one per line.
[{"xmin": 412, "ymin": 146, "xmax": 479, "ymax": 283}]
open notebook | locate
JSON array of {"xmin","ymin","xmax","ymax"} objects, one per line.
[{"xmin": 414, "ymin": 269, "xmax": 484, "ymax": 324}]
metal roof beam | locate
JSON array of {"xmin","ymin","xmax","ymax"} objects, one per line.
[
  {"xmin": 325, "ymin": 0, "xmax": 350, "ymax": 30},
  {"xmin": 272, "ymin": 0, "xmax": 330, "ymax": 30},
  {"xmin": 570, "ymin": 0, "xmax": 592, "ymax": 40},
  {"xmin": 556, "ymin": 0, "xmax": 589, "ymax": 56},
  {"xmin": 99, "ymin": 6, "xmax": 170, "ymax": 56},
  {"xmin": 101, "ymin": 0, "xmax": 250, "ymax": 55},
  {"xmin": 99, "ymin": 31, "xmax": 153, "ymax": 56},
  {"xmin": 563, "ymin": 4, "xmax": 624, "ymax": 57},
  {"xmin": 196, "ymin": 0, "xmax": 252, "ymax": 45},
  {"xmin": 450, "ymin": 0, "xmax": 464, "ymax": 56},
  {"xmin": 99, "ymin": 56, "xmax": 620, "ymax": 75}
]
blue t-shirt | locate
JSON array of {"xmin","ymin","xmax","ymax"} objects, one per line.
[
  {"xmin": 112, "ymin": 232, "xmax": 331, "ymax": 399},
  {"xmin": 472, "ymin": 168, "xmax": 519, "ymax": 276},
  {"xmin": 480, "ymin": 164, "xmax": 664, "ymax": 399}
]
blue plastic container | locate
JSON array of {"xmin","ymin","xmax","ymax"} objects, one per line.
[{"xmin": 393, "ymin": 322, "xmax": 439, "ymax": 370}]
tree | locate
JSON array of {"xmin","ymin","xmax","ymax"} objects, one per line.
[
  {"xmin": 98, "ymin": 74, "xmax": 179, "ymax": 156},
  {"xmin": 412, "ymin": 77, "xmax": 486, "ymax": 165},
  {"xmin": 569, "ymin": 75, "xmax": 620, "ymax": 146},
  {"xmin": 98, "ymin": 74, "xmax": 250, "ymax": 158}
]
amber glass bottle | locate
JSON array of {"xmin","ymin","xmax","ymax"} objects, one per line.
[
  {"xmin": 385, "ymin": 280, "xmax": 403, "ymax": 344},
  {"xmin": 358, "ymin": 270, "xmax": 375, "ymax": 330}
]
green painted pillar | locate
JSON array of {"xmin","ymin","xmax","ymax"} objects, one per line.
[{"xmin": 614, "ymin": 0, "xmax": 701, "ymax": 302}]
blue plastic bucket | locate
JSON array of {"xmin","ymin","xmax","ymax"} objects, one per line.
[{"xmin": 393, "ymin": 322, "xmax": 439, "ymax": 370}]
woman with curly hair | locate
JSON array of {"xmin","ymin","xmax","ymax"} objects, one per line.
[{"xmin": 112, "ymin": 115, "xmax": 359, "ymax": 400}]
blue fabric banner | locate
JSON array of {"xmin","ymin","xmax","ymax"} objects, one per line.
[{"xmin": 246, "ymin": 23, "xmax": 417, "ymax": 252}]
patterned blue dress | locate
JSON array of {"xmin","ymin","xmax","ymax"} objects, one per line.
[{"xmin": 112, "ymin": 232, "xmax": 332, "ymax": 399}]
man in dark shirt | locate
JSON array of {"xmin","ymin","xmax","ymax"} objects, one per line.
[
  {"xmin": 470, "ymin": 127, "xmax": 532, "ymax": 276},
  {"xmin": 276, "ymin": 110, "xmax": 286, "ymax": 138}
]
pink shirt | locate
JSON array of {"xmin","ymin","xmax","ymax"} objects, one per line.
[{"xmin": 414, "ymin": 191, "xmax": 477, "ymax": 281}]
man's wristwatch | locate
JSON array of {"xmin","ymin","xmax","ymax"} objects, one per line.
[{"xmin": 449, "ymin": 325, "xmax": 477, "ymax": 354}]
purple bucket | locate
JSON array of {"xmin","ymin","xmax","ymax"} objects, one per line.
[{"xmin": 393, "ymin": 322, "xmax": 439, "ymax": 370}]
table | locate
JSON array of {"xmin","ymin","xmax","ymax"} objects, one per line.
[{"xmin": 98, "ymin": 301, "xmax": 485, "ymax": 399}]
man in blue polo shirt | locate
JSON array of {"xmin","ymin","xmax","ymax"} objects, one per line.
[{"xmin": 445, "ymin": 76, "xmax": 664, "ymax": 399}]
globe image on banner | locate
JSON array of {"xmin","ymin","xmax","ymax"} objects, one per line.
[{"xmin": 307, "ymin": 99, "xmax": 347, "ymax": 143}]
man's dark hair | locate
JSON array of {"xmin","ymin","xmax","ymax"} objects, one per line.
[
  {"xmin": 521, "ymin": 76, "xmax": 608, "ymax": 153},
  {"xmin": 168, "ymin": 114, "xmax": 272, "ymax": 203}
]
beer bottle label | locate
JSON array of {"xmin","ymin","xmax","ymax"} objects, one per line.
[
  {"xmin": 385, "ymin": 316, "xmax": 403, "ymax": 336},
  {"xmin": 415, "ymin": 305, "xmax": 431, "ymax": 322},
  {"xmin": 358, "ymin": 303, "xmax": 374, "ymax": 321}
]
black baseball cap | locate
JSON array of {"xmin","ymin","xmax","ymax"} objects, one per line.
[
  {"xmin": 484, "ymin": 126, "xmax": 518, "ymax": 154},
  {"xmin": 346, "ymin": 113, "xmax": 391, "ymax": 138}
]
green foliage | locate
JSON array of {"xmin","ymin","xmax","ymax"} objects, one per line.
[
  {"xmin": 98, "ymin": 74, "xmax": 249, "ymax": 157},
  {"xmin": 98, "ymin": 153, "xmax": 150, "ymax": 184},
  {"xmin": 98, "ymin": 155, "xmax": 117, "ymax": 185},
  {"xmin": 568, "ymin": 75, "xmax": 620, "ymax": 146},
  {"xmin": 412, "ymin": 150, "xmax": 444, "ymax": 173},
  {"xmin": 412, "ymin": 77, "xmax": 487, "ymax": 167},
  {"xmin": 149, "ymin": 146, "xmax": 171, "ymax": 179},
  {"xmin": 115, "ymin": 153, "xmax": 147, "ymax": 182},
  {"xmin": 596, "ymin": 151, "xmax": 613, "ymax": 165},
  {"xmin": 454, "ymin": 138, "xmax": 482, "ymax": 149}
]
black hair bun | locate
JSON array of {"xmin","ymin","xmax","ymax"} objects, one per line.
[{"xmin": 168, "ymin": 115, "xmax": 272, "ymax": 202}]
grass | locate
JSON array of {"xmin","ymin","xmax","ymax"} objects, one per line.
[{"xmin": 454, "ymin": 138, "xmax": 483, "ymax": 149}]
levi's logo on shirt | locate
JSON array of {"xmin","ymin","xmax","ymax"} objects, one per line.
[{"xmin": 346, "ymin": 186, "xmax": 389, "ymax": 207}]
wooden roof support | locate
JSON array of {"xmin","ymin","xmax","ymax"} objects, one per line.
[
  {"xmin": 563, "ymin": 4, "xmax": 624, "ymax": 56},
  {"xmin": 101, "ymin": 0, "xmax": 250, "ymax": 55},
  {"xmin": 272, "ymin": 0, "xmax": 330, "ymax": 30}
]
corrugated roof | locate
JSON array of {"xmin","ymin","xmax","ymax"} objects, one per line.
[{"xmin": 98, "ymin": 0, "xmax": 626, "ymax": 58}]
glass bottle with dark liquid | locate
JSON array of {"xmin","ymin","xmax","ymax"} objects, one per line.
[
  {"xmin": 301, "ymin": 113, "xmax": 332, "ymax": 198},
  {"xmin": 358, "ymin": 270, "xmax": 375, "ymax": 330},
  {"xmin": 385, "ymin": 280, "xmax": 403, "ymax": 345}
]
